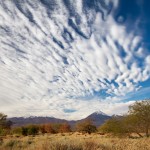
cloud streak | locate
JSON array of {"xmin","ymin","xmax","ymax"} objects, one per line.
[{"xmin": 0, "ymin": 0, "xmax": 150, "ymax": 119}]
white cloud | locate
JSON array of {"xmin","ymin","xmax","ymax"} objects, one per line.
[{"xmin": 0, "ymin": 0, "xmax": 150, "ymax": 119}]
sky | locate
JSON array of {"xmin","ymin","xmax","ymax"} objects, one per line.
[{"xmin": 0, "ymin": 0, "xmax": 150, "ymax": 120}]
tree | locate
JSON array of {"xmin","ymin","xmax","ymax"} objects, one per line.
[
  {"xmin": 99, "ymin": 116, "xmax": 128, "ymax": 136},
  {"xmin": 128, "ymin": 100, "xmax": 150, "ymax": 137},
  {"xmin": 123, "ymin": 114, "xmax": 144, "ymax": 137},
  {"xmin": 0, "ymin": 113, "xmax": 7, "ymax": 128},
  {"xmin": 99, "ymin": 100, "xmax": 150, "ymax": 138},
  {"xmin": 76, "ymin": 119, "xmax": 97, "ymax": 134},
  {"xmin": 0, "ymin": 113, "xmax": 12, "ymax": 129}
]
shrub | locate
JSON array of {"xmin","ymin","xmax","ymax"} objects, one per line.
[
  {"xmin": 40, "ymin": 124, "xmax": 55, "ymax": 134},
  {"xmin": 27, "ymin": 125, "xmax": 39, "ymax": 135},
  {"xmin": 5, "ymin": 140, "xmax": 18, "ymax": 148},
  {"xmin": 59, "ymin": 123, "xmax": 71, "ymax": 133},
  {"xmin": 12, "ymin": 127, "xmax": 22, "ymax": 135},
  {"xmin": 21, "ymin": 127, "xmax": 28, "ymax": 136},
  {"xmin": 0, "ymin": 138, "xmax": 3, "ymax": 146},
  {"xmin": 76, "ymin": 119, "xmax": 97, "ymax": 134},
  {"xmin": 84, "ymin": 141, "xmax": 98, "ymax": 150},
  {"xmin": 0, "ymin": 128, "xmax": 9, "ymax": 136},
  {"xmin": 51, "ymin": 123, "xmax": 61, "ymax": 133},
  {"xmin": 48, "ymin": 142, "xmax": 82, "ymax": 150}
]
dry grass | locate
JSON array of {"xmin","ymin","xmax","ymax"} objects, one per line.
[{"xmin": 0, "ymin": 133, "xmax": 149, "ymax": 150}]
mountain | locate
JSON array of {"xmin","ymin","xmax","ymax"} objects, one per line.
[
  {"xmin": 9, "ymin": 111, "xmax": 111, "ymax": 127},
  {"xmin": 9, "ymin": 116, "xmax": 69, "ymax": 127},
  {"xmin": 83, "ymin": 111, "xmax": 111, "ymax": 127}
]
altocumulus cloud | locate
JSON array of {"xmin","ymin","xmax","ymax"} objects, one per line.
[{"xmin": 0, "ymin": 0, "xmax": 150, "ymax": 120}]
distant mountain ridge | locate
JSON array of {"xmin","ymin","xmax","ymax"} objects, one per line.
[
  {"xmin": 9, "ymin": 111, "xmax": 111, "ymax": 127},
  {"xmin": 84, "ymin": 111, "xmax": 111, "ymax": 127}
]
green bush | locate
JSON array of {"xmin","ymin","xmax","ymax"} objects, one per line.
[
  {"xmin": 21, "ymin": 127, "xmax": 28, "ymax": 136},
  {"xmin": 27, "ymin": 125, "xmax": 39, "ymax": 135},
  {"xmin": 0, "ymin": 128, "xmax": 9, "ymax": 136},
  {"xmin": 12, "ymin": 127, "xmax": 22, "ymax": 135}
]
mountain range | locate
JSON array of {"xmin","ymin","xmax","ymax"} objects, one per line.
[{"xmin": 9, "ymin": 111, "xmax": 111, "ymax": 127}]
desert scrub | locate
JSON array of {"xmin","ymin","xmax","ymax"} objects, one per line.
[
  {"xmin": 47, "ymin": 142, "xmax": 82, "ymax": 150},
  {"xmin": 0, "ymin": 138, "xmax": 3, "ymax": 146},
  {"xmin": 0, "ymin": 133, "xmax": 150, "ymax": 150},
  {"xmin": 83, "ymin": 141, "xmax": 99, "ymax": 150},
  {"xmin": 5, "ymin": 140, "xmax": 20, "ymax": 149}
]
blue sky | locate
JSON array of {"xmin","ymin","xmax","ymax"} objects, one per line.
[
  {"xmin": 0, "ymin": 0, "xmax": 150, "ymax": 120},
  {"xmin": 114, "ymin": 0, "xmax": 150, "ymax": 101}
]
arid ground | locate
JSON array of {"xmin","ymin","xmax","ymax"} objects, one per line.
[{"xmin": 0, "ymin": 133, "xmax": 149, "ymax": 150}]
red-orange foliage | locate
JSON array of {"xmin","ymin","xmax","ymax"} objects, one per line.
[
  {"xmin": 40, "ymin": 124, "xmax": 55, "ymax": 134},
  {"xmin": 59, "ymin": 123, "xmax": 71, "ymax": 133}
]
